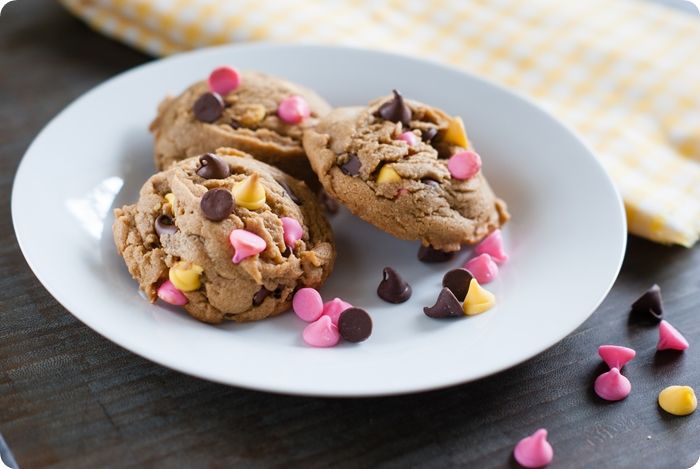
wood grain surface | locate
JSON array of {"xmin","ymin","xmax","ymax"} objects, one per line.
[{"xmin": 1, "ymin": 1, "xmax": 699, "ymax": 468}]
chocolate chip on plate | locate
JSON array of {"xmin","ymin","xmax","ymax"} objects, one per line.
[
  {"xmin": 377, "ymin": 267, "xmax": 412, "ymax": 304},
  {"xmin": 424, "ymin": 288, "xmax": 463, "ymax": 319},
  {"xmin": 154, "ymin": 214, "xmax": 177, "ymax": 236},
  {"xmin": 193, "ymin": 92, "xmax": 224, "ymax": 123},
  {"xmin": 196, "ymin": 153, "xmax": 231, "ymax": 179},
  {"xmin": 338, "ymin": 307, "xmax": 373, "ymax": 343},
  {"xmin": 442, "ymin": 268, "xmax": 474, "ymax": 302},
  {"xmin": 200, "ymin": 188, "xmax": 234, "ymax": 221}
]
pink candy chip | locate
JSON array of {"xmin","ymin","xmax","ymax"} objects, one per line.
[
  {"xmin": 322, "ymin": 298, "xmax": 353, "ymax": 325},
  {"xmin": 293, "ymin": 288, "xmax": 324, "ymax": 322},
  {"xmin": 598, "ymin": 345, "xmax": 636, "ymax": 369},
  {"xmin": 447, "ymin": 150, "xmax": 482, "ymax": 180},
  {"xmin": 657, "ymin": 320, "xmax": 689, "ymax": 351},
  {"xmin": 594, "ymin": 367, "xmax": 631, "ymax": 401},
  {"xmin": 157, "ymin": 280, "xmax": 188, "ymax": 306},
  {"xmin": 229, "ymin": 229, "xmax": 267, "ymax": 264},
  {"xmin": 464, "ymin": 253, "xmax": 499, "ymax": 284},
  {"xmin": 278, "ymin": 95, "xmax": 311, "ymax": 124},
  {"xmin": 302, "ymin": 315, "xmax": 340, "ymax": 348},
  {"xmin": 281, "ymin": 217, "xmax": 303, "ymax": 249},
  {"xmin": 475, "ymin": 229, "xmax": 508, "ymax": 264},
  {"xmin": 208, "ymin": 66, "xmax": 241, "ymax": 95},
  {"xmin": 397, "ymin": 131, "xmax": 418, "ymax": 146},
  {"xmin": 513, "ymin": 429, "xmax": 553, "ymax": 468}
]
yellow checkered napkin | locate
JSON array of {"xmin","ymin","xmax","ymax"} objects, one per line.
[{"xmin": 60, "ymin": 0, "xmax": 700, "ymax": 246}]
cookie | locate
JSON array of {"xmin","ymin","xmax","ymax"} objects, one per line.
[
  {"xmin": 150, "ymin": 70, "xmax": 332, "ymax": 187},
  {"xmin": 113, "ymin": 148, "xmax": 335, "ymax": 324},
  {"xmin": 303, "ymin": 91, "xmax": 509, "ymax": 252}
]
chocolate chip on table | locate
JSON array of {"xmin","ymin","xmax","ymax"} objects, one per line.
[
  {"xmin": 424, "ymin": 288, "xmax": 463, "ymax": 318},
  {"xmin": 377, "ymin": 89, "xmax": 412, "ymax": 126},
  {"xmin": 630, "ymin": 284, "xmax": 663, "ymax": 323},
  {"xmin": 253, "ymin": 286, "xmax": 271, "ymax": 306},
  {"xmin": 154, "ymin": 214, "xmax": 177, "ymax": 236},
  {"xmin": 196, "ymin": 153, "xmax": 231, "ymax": 179},
  {"xmin": 338, "ymin": 307, "xmax": 373, "ymax": 342},
  {"xmin": 417, "ymin": 245, "xmax": 455, "ymax": 263},
  {"xmin": 340, "ymin": 153, "xmax": 361, "ymax": 176},
  {"xmin": 200, "ymin": 188, "xmax": 234, "ymax": 221},
  {"xmin": 317, "ymin": 189, "xmax": 339, "ymax": 214},
  {"xmin": 377, "ymin": 267, "xmax": 412, "ymax": 304},
  {"xmin": 193, "ymin": 92, "xmax": 224, "ymax": 123},
  {"xmin": 442, "ymin": 268, "xmax": 474, "ymax": 302},
  {"xmin": 421, "ymin": 127, "xmax": 438, "ymax": 143},
  {"xmin": 276, "ymin": 179, "xmax": 302, "ymax": 205}
]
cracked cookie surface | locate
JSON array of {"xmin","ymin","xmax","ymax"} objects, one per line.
[
  {"xmin": 150, "ymin": 71, "xmax": 331, "ymax": 187},
  {"xmin": 303, "ymin": 94, "xmax": 508, "ymax": 252},
  {"xmin": 113, "ymin": 148, "xmax": 335, "ymax": 324}
]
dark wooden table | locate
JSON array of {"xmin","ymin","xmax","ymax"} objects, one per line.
[{"xmin": 2, "ymin": 1, "xmax": 699, "ymax": 468}]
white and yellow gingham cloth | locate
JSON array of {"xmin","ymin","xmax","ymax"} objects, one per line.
[{"xmin": 60, "ymin": 0, "xmax": 700, "ymax": 246}]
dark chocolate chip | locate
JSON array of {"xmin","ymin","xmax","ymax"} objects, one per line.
[
  {"xmin": 197, "ymin": 153, "xmax": 231, "ymax": 179},
  {"xmin": 424, "ymin": 288, "xmax": 463, "ymax": 319},
  {"xmin": 193, "ymin": 92, "xmax": 224, "ymax": 123},
  {"xmin": 276, "ymin": 179, "xmax": 302, "ymax": 205},
  {"xmin": 272, "ymin": 286, "xmax": 283, "ymax": 299},
  {"xmin": 340, "ymin": 153, "xmax": 361, "ymax": 176},
  {"xmin": 630, "ymin": 284, "xmax": 663, "ymax": 323},
  {"xmin": 422, "ymin": 127, "xmax": 438, "ymax": 143},
  {"xmin": 253, "ymin": 286, "xmax": 271, "ymax": 306},
  {"xmin": 200, "ymin": 188, "xmax": 234, "ymax": 221},
  {"xmin": 442, "ymin": 268, "xmax": 474, "ymax": 302},
  {"xmin": 377, "ymin": 89, "xmax": 412, "ymax": 126},
  {"xmin": 229, "ymin": 118, "xmax": 241, "ymax": 129},
  {"xmin": 317, "ymin": 189, "xmax": 339, "ymax": 214},
  {"xmin": 281, "ymin": 246, "xmax": 291, "ymax": 257},
  {"xmin": 338, "ymin": 307, "xmax": 373, "ymax": 342},
  {"xmin": 377, "ymin": 267, "xmax": 412, "ymax": 303},
  {"xmin": 154, "ymin": 214, "xmax": 177, "ymax": 236},
  {"xmin": 417, "ymin": 245, "xmax": 455, "ymax": 263},
  {"xmin": 422, "ymin": 178, "xmax": 440, "ymax": 188}
]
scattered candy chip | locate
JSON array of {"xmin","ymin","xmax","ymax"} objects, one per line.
[
  {"xmin": 376, "ymin": 165, "xmax": 401, "ymax": 184},
  {"xmin": 417, "ymin": 244, "xmax": 455, "ymax": 263},
  {"xmin": 193, "ymin": 91, "xmax": 224, "ymax": 123},
  {"xmin": 464, "ymin": 253, "xmax": 498, "ymax": 284},
  {"xmin": 197, "ymin": 153, "xmax": 231, "ymax": 179},
  {"xmin": 322, "ymin": 298, "xmax": 353, "ymax": 325},
  {"xmin": 630, "ymin": 284, "xmax": 663, "ymax": 323},
  {"xmin": 208, "ymin": 66, "xmax": 241, "ymax": 95},
  {"xmin": 513, "ymin": 429, "xmax": 553, "ymax": 468},
  {"xmin": 157, "ymin": 279, "xmax": 188, "ymax": 306},
  {"xmin": 657, "ymin": 320, "xmax": 689, "ymax": 351},
  {"xmin": 442, "ymin": 268, "xmax": 474, "ymax": 302},
  {"xmin": 278, "ymin": 95, "xmax": 311, "ymax": 124},
  {"xmin": 447, "ymin": 150, "xmax": 482, "ymax": 180},
  {"xmin": 233, "ymin": 173, "xmax": 266, "ymax": 210},
  {"xmin": 594, "ymin": 367, "xmax": 631, "ymax": 401},
  {"xmin": 338, "ymin": 307, "xmax": 373, "ymax": 343},
  {"xmin": 443, "ymin": 116, "xmax": 469, "ymax": 148},
  {"xmin": 378, "ymin": 89, "xmax": 412, "ymax": 126},
  {"xmin": 377, "ymin": 267, "xmax": 412, "ymax": 303},
  {"xmin": 463, "ymin": 278, "xmax": 496, "ymax": 316},
  {"xmin": 474, "ymin": 229, "xmax": 508, "ymax": 264},
  {"xmin": 397, "ymin": 131, "xmax": 418, "ymax": 146},
  {"xmin": 598, "ymin": 345, "xmax": 636, "ymax": 369},
  {"xmin": 659, "ymin": 385, "xmax": 697, "ymax": 416},
  {"xmin": 168, "ymin": 261, "xmax": 203, "ymax": 292},
  {"xmin": 281, "ymin": 217, "xmax": 303, "ymax": 249},
  {"xmin": 229, "ymin": 229, "xmax": 267, "ymax": 264},
  {"xmin": 424, "ymin": 288, "xmax": 463, "ymax": 319},
  {"xmin": 292, "ymin": 288, "xmax": 324, "ymax": 322},
  {"xmin": 302, "ymin": 315, "xmax": 340, "ymax": 348}
]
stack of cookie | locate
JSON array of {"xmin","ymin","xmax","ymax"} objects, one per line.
[{"xmin": 113, "ymin": 66, "xmax": 508, "ymax": 324}]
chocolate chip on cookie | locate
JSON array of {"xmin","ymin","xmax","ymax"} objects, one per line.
[
  {"xmin": 193, "ymin": 92, "xmax": 224, "ymax": 123},
  {"xmin": 154, "ymin": 214, "xmax": 177, "ymax": 236},
  {"xmin": 200, "ymin": 188, "xmax": 234, "ymax": 221},
  {"xmin": 377, "ymin": 89, "xmax": 412, "ymax": 126},
  {"xmin": 197, "ymin": 153, "xmax": 231, "ymax": 179},
  {"xmin": 340, "ymin": 153, "xmax": 361, "ymax": 176}
]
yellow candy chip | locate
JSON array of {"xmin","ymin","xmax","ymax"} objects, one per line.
[
  {"xmin": 169, "ymin": 261, "xmax": 204, "ymax": 292},
  {"xmin": 444, "ymin": 116, "xmax": 469, "ymax": 148},
  {"xmin": 376, "ymin": 165, "xmax": 401, "ymax": 184},
  {"xmin": 463, "ymin": 278, "xmax": 496, "ymax": 316},
  {"xmin": 164, "ymin": 193, "xmax": 175, "ymax": 206},
  {"xmin": 658, "ymin": 385, "xmax": 697, "ymax": 416},
  {"xmin": 234, "ymin": 173, "xmax": 266, "ymax": 210}
]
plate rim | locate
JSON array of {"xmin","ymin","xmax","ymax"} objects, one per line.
[{"xmin": 11, "ymin": 42, "xmax": 627, "ymax": 396}]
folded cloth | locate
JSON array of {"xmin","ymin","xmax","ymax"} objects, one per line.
[{"xmin": 60, "ymin": 0, "xmax": 700, "ymax": 246}]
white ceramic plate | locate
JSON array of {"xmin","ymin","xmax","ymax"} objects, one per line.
[{"xmin": 12, "ymin": 44, "xmax": 626, "ymax": 396}]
